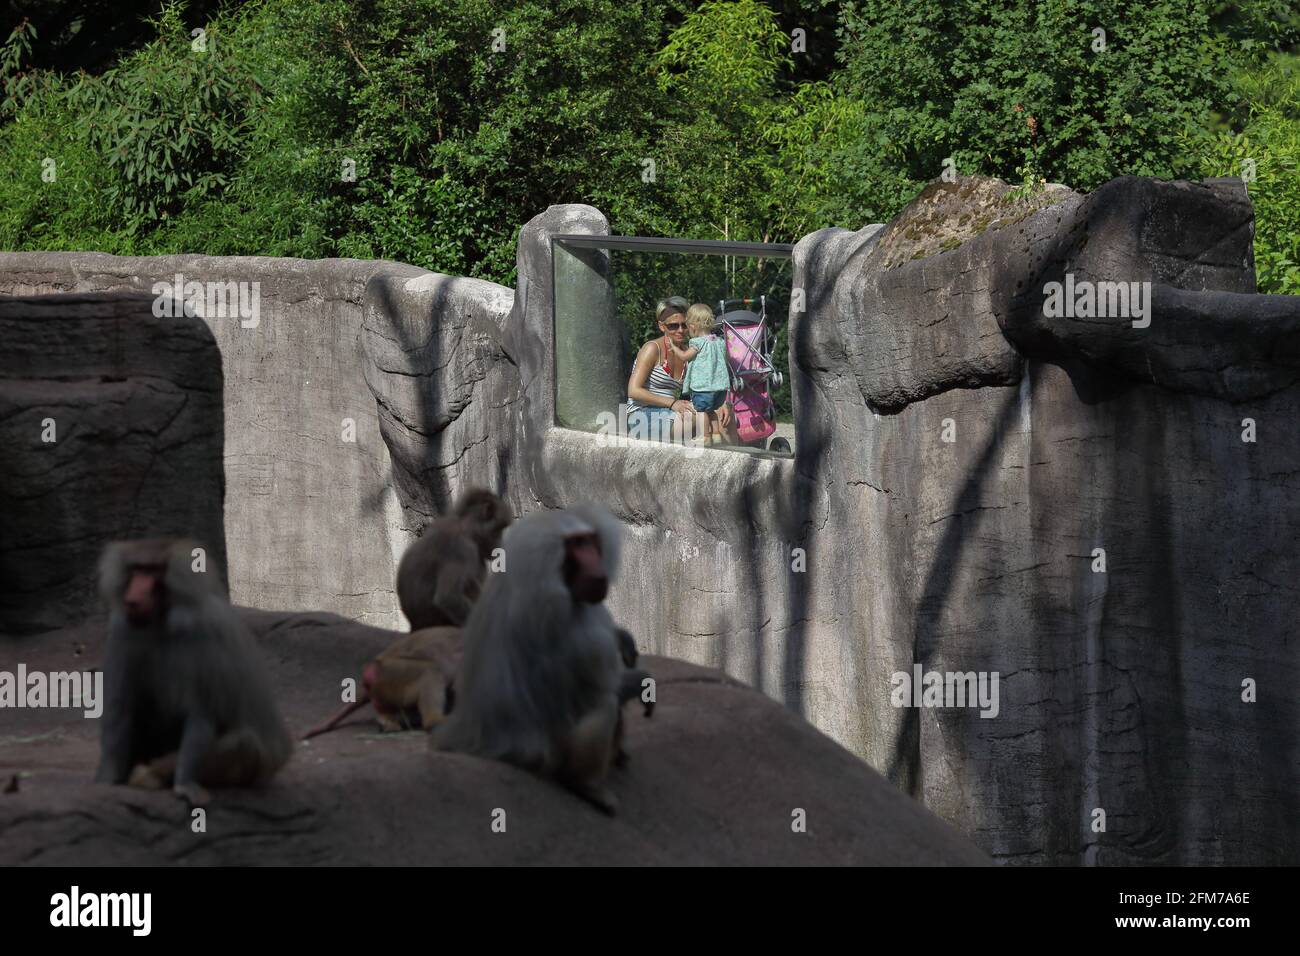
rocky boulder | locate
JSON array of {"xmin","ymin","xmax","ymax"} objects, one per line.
[
  {"xmin": 792, "ymin": 175, "xmax": 1300, "ymax": 865},
  {"xmin": 0, "ymin": 609, "xmax": 989, "ymax": 866},
  {"xmin": 0, "ymin": 293, "xmax": 226, "ymax": 636}
]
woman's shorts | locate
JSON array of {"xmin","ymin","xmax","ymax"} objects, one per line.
[{"xmin": 626, "ymin": 405, "xmax": 677, "ymax": 441}]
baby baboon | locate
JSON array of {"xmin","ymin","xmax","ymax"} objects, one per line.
[{"xmin": 302, "ymin": 626, "xmax": 464, "ymax": 739}]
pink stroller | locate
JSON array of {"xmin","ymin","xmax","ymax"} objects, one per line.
[{"xmin": 717, "ymin": 296, "xmax": 788, "ymax": 452}]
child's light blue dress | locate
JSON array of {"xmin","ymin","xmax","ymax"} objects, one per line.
[{"xmin": 682, "ymin": 335, "xmax": 731, "ymax": 394}]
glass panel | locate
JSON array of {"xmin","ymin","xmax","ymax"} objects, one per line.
[{"xmin": 553, "ymin": 238, "xmax": 795, "ymax": 458}]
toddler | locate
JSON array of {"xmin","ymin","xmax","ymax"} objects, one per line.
[{"xmin": 669, "ymin": 303, "xmax": 731, "ymax": 444}]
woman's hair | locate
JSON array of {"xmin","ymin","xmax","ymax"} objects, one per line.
[
  {"xmin": 686, "ymin": 303, "xmax": 714, "ymax": 337},
  {"xmin": 655, "ymin": 296, "xmax": 689, "ymax": 323}
]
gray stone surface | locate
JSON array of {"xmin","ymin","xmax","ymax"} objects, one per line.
[
  {"xmin": 841, "ymin": 177, "xmax": 1082, "ymax": 412},
  {"xmin": 0, "ymin": 253, "xmax": 424, "ymax": 627},
  {"xmin": 787, "ymin": 176, "xmax": 1300, "ymax": 864},
  {"xmin": 360, "ymin": 270, "xmax": 516, "ymax": 530},
  {"xmin": 997, "ymin": 176, "xmax": 1300, "ymax": 401},
  {"xmin": 0, "ymin": 293, "xmax": 226, "ymax": 635},
  {"xmin": 1, "ymin": 175, "xmax": 1297, "ymax": 865}
]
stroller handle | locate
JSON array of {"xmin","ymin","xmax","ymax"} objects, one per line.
[{"xmin": 716, "ymin": 294, "xmax": 766, "ymax": 311}]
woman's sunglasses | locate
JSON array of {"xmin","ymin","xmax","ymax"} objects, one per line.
[{"xmin": 663, "ymin": 322, "xmax": 687, "ymax": 330}]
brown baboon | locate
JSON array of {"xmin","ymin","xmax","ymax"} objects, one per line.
[
  {"xmin": 396, "ymin": 489, "xmax": 511, "ymax": 630},
  {"xmin": 302, "ymin": 626, "xmax": 464, "ymax": 739}
]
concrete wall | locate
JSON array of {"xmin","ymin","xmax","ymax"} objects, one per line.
[
  {"xmin": 0, "ymin": 253, "xmax": 425, "ymax": 627},
  {"xmin": 780, "ymin": 177, "xmax": 1298, "ymax": 864}
]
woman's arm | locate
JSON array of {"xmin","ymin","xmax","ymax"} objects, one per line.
[{"xmin": 667, "ymin": 340, "xmax": 699, "ymax": 361}]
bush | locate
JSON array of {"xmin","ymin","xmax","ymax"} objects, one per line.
[
  {"xmin": 0, "ymin": 0, "xmax": 1295, "ymax": 301},
  {"xmin": 1194, "ymin": 53, "xmax": 1300, "ymax": 295},
  {"xmin": 833, "ymin": 0, "xmax": 1238, "ymax": 191}
]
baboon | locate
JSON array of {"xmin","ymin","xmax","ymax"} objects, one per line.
[
  {"xmin": 302, "ymin": 626, "xmax": 463, "ymax": 739},
  {"xmin": 95, "ymin": 538, "xmax": 293, "ymax": 804},
  {"xmin": 612, "ymin": 627, "xmax": 652, "ymax": 767},
  {"xmin": 432, "ymin": 505, "xmax": 653, "ymax": 814},
  {"xmin": 396, "ymin": 489, "xmax": 511, "ymax": 630}
]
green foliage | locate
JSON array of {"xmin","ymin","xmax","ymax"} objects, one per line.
[
  {"xmin": 657, "ymin": 0, "xmax": 791, "ymax": 111},
  {"xmin": 0, "ymin": 21, "xmax": 127, "ymax": 251},
  {"xmin": 0, "ymin": 98, "xmax": 126, "ymax": 252},
  {"xmin": 67, "ymin": 6, "xmax": 259, "ymax": 221},
  {"xmin": 834, "ymin": 0, "xmax": 1240, "ymax": 191},
  {"xmin": 143, "ymin": 1, "xmax": 364, "ymax": 258},
  {"xmin": 1195, "ymin": 53, "xmax": 1300, "ymax": 294},
  {"xmin": 649, "ymin": 0, "xmax": 869, "ymax": 248},
  {"xmin": 326, "ymin": 0, "xmax": 675, "ymax": 281},
  {"xmin": 2, "ymin": 20, "xmax": 50, "ymax": 117},
  {"xmin": 0, "ymin": 0, "xmax": 1294, "ymax": 315},
  {"xmin": 764, "ymin": 80, "xmax": 919, "ymax": 231},
  {"xmin": 0, "ymin": 1, "xmax": 354, "ymax": 255}
]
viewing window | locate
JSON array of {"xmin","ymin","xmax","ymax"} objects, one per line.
[{"xmin": 552, "ymin": 236, "xmax": 795, "ymax": 458}]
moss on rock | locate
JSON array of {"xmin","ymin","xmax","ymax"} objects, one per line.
[{"xmin": 875, "ymin": 176, "xmax": 1074, "ymax": 269}]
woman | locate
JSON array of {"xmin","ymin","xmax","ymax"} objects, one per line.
[{"xmin": 626, "ymin": 296, "xmax": 737, "ymax": 443}]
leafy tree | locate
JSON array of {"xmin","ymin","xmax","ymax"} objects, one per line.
[
  {"xmin": 329, "ymin": 0, "xmax": 675, "ymax": 281},
  {"xmin": 653, "ymin": 0, "xmax": 796, "ymax": 243},
  {"xmin": 0, "ymin": 2, "xmax": 353, "ymax": 255},
  {"xmin": 833, "ymin": 0, "xmax": 1240, "ymax": 191},
  {"xmin": 651, "ymin": 0, "xmax": 915, "ymax": 244},
  {"xmin": 67, "ymin": 6, "xmax": 258, "ymax": 222},
  {"xmin": 764, "ymin": 79, "xmax": 918, "ymax": 233},
  {"xmin": 0, "ymin": 21, "xmax": 127, "ymax": 251},
  {"xmin": 0, "ymin": 0, "xmax": 1295, "ymax": 311}
]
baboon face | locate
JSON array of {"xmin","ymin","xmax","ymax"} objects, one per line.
[
  {"xmin": 563, "ymin": 531, "xmax": 608, "ymax": 604},
  {"xmin": 107, "ymin": 540, "xmax": 177, "ymax": 627},
  {"xmin": 122, "ymin": 562, "xmax": 167, "ymax": 626}
]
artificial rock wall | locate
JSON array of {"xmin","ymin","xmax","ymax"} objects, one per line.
[
  {"xmin": 0, "ymin": 293, "xmax": 227, "ymax": 634},
  {"xmin": 0, "ymin": 253, "xmax": 425, "ymax": 627},
  {"xmin": 1, "ymin": 175, "xmax": 1295, "ymax": 864},
  {"xmin": 788, "ymin": 177, "xmax": 1298, "ymax": 864}
]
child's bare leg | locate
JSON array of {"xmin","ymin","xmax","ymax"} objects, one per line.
[{"xmin": 718, "ymin": 405, "xmax": 740, "ymax": 445}]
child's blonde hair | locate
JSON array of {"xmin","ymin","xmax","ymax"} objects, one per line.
[{"xmin": 686, "ymin": 302, "xmax": 714, "ymax": 337}]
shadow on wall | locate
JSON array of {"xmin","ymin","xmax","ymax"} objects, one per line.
[
  {"xmin": 360, "ymin": 270, "xmax": 519, "ymax": 541},
  {"xmin": 896, "ymin": 384, "xmax": 1024, "ymax": 797}
]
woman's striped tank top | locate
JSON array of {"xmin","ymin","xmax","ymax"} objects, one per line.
[{"xmin": 626, "ymin": 340, "xmax": 682, "ymax": 413}]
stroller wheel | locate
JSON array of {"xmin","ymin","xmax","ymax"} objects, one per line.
[
  {"xmin": 772, "ymin": 371, "xmax": 783, "ymax": 388},
  {"xmin": 768, "ymin": 437, "xmax": 792, "ymax": 454}
]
